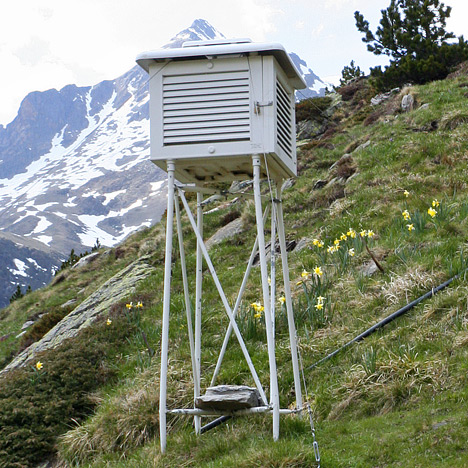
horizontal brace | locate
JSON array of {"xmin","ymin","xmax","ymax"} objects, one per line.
[{"xmin": 167, "ymin": 406, "xmax": 302, "ymax": 416}]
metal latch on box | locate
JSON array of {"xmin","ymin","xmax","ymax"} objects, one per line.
[{"xmin": 254, "ymin": 101, "xmax": 273, "ymax": 114}]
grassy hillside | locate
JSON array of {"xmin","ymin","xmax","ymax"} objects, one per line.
[{"xmin": 1, "ymin": 68, "xmax": 468, "ymax": 467}]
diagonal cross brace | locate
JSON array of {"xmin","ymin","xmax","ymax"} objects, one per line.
[{"xmin": 178, "ymin": 188, "xmax": 268, "ymax": 406}]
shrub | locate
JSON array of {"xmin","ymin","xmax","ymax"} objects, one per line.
[{"xmin": 0, "ymin": 316, "xmax": 137, "ymax": 467}]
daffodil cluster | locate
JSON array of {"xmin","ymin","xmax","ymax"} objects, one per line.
[
  {"xmin": 250, "ymin": 302, "xmax": 264, "ymax": 318},
  {"xmin": 315, "ymin": 296, "xmax": 326, "ymax": 311}
]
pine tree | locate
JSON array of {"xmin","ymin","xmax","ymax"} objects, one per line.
[
  {"xmin": 339, "ymin": 60, "xmax": 364, "ymax": 86},
  {"xmin": 9, "ymin": 285, "xmax": 24, "ymax": 303},
  {"xmin": 354, "ymin": 0, "xmax": 468, "ymax": 89}
]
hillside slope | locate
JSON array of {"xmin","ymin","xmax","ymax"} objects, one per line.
[{"xmin": 1, "ymin": 68, "xmax": 468, "ymax": 467}]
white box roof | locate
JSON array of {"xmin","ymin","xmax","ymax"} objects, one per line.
[{"xmin": 136, "ymin": 39, "xmax": 306, "ymax": 90}]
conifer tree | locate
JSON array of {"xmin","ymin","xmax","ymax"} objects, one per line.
[{"xmin": 354, "ymin": 0, "xmax": 468, "ymax": 89}]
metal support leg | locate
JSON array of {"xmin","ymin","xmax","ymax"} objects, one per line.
[
  {"xmin": 194, "ymin": 192, "xmax": 203, "ymax": 434},
  {"xmin": 276, "ymin": 182, "xmax": 303, "ymax": 412},
  {"xmin": 174, "ymin": 193, "xmax": 199, "ymax": 427},
  {"xmin": 252, "ymin": 155, "xmax": 280, "ymax": 440},
  {"xmin": 160, "ymin": 161, "xmax": 175, "ymax": 454}
]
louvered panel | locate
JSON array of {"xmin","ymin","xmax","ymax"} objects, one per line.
[
  {"xmin": 276, "ymin": 80, "xmax": 294, "ymax": 158},
  {"xmin": 162, "ymin": 71, "xmax": 251, "ymax": 146}
]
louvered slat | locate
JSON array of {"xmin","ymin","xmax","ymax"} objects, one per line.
[
  {"xmin": 276, "ymin": 80, "xmax": 293, "ymax": 157},
  {"xmin": 163, "ymin": 71, "xmax": 251, "ymax": 145}
]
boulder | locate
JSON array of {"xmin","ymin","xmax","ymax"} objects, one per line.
[
  {"xmin": 195, "ymin": 385, "xmax": 261, "ymax": 410},
  {"xmin": 401, "ymin": 94, "xmax": 415, "ymax": 112},
  {"xmin": 205, "ymin": 218, "xmax": 244, "ymax": 250},
  {"xmin": 1, "ymin": 256, "xmax": 155, "ymax": 374}
]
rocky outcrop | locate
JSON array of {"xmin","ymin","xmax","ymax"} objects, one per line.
[{"xmin": 1, "ymin": 256, "xmax": 155, "ymax": 374}]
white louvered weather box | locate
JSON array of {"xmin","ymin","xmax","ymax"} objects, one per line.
[{"xmin": 137, "ymin": 39, "xmax": 306, "ymax": 183}]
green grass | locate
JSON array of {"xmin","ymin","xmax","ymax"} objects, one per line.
[{"xmin": 2, "ymin": 73, "xmax": 468, "ymax": 467}]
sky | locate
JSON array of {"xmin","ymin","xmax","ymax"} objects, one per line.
[{"xmin": 1, "ymin": 0, "xmax": 468, "ymax": 125}]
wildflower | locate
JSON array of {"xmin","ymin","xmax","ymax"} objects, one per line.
[
  {"xmin": 432, "ymin": 199, "xmax": 440, "ymax": 208},
  {"xmin": 367, "ymin": 230, "xmax": 375, "ymax": 238},
  {"xmin": 347, "ymin": 228, "xmax": 357, "ymax": 238},
  {"xmin": 317, "ymin": 296, "xmax": 326, "ymax": 304},
  {"xmin": 126, "ymin": 302, "xmax": 133, "ymax": 310},
  {"xmin": 313, "ymin": 266, "xmax": 323, "ymax": 277},
  {"xmin": 278, "ymin": 296, "xmax": 286, "ymax": 305},
  {"xmin": 428, "ymin": 207, "xmax": 437, "ymax": 218},
  {"xmin": 334, "ymin": 239, "xmax": 340, "ymax": 246},
  {"xmin": 106, "ymin": 318, "xmax": 112, "ymax": 326},
  {"xmin": 404, "ymin": 190, "xmax": 410, "ymax": 198},
  {"xmin": 313, "ymin": 238, "xmax": 324, "ymax": 248},
  {"xmin": 402, "ymin": 210, "xmax": 411, "ymax": 221},
  {"xmin": 360, "ymin": 230, "xmax": 367, "ymax": 238},
  {"xmin": 349, "ymin": 248, "xmax": 355, "ymax": 257},
  {"xmin": 268, "ymin": 277, "xmax": 271, "ymax": 285},
  {"xmin": 327, "ymin": 245, "xmax": 336, "ymax": 254},
  {"xmin": 407, "ymin": 223, "xmax": 414, "ymax": 232},
  {"xmin": 136, "ymin": 301, "xmax": 143, "ymax": 308},
  {"xmin": 36, "ymin": 361, "xmax": 43, "ymax": 371},
  {"xmin": 301, "ymin": 269, "xmax": 311, "ymax": 280},
  {"xmin": 254, "ymin": 312, "xmax": 262, "ymax": 319},
  {"xmin": 340, "ymin": 233, "xmax": 347, "ymax": 241},
  {"xmin": 315, "ymin": 302, "xmax": 324, "ymax": 311},
  {"xmin": 250, "ymin": 302, "xmax": 264, "ymax": 313}
]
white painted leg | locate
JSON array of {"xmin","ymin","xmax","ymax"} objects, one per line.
[
  {"xmin": 160, "ymin": 161, "xmax": 175, "ymax": 454},
  {"xmin": 194, "ymin": 191, "xmax": 203, "ymax": 434},
  {"xmin": 276, "ymin": 182, "xmax": 303, "ymax": 412},
  {"xmin": 252, "ymin": 155, "xmax": 280, "ymax": 441},
  {"xmin": 174, "ymin": 192, "xmax": 199, "ymax": 429}
]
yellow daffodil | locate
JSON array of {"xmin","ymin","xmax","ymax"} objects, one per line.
[
  {"xmin": 254, "ymin": 312, "xmax": 262, "ymax": 319},
  {"xmin": 334, "ymin": 239, "xmax": 340, "ymax": 246},
  {"xmin": 315, "ymin": 302, "xmax": 324, "ymax": 311},
  {"xmin": 432, "ymin": 199, "xmax": 440, "ymax": 208},
  {"xmin": 367, "ymin": 230, "xmax": 375, "ymax": 238},
  {"xmin": 317, "ymin": 296, "xmax": 326, "ymax": 304},
  {"xmin": 36, "ymin": 361, "xmax": 43, "ymax": 371},
  {"xmin": 349, "ymin": 248, "xmax": 355, "ymax": 257},
  {"xmin": 327, "ymin": 245, "xmax": 336, "ymax": 254},
  {"xmin": 251, "ymin": 302, "xmax": 264, "ymax": 313},
  {"xmin": 278, "ymin": 296, "xmax": 286, "ymax": 304},
  {"xmin": 126, "ymin": 302, "xmax": 133, "ymax": 310},
  {"xmin": 314, "ymin": 266, "xmax": 323, "ymax": 277},
  {"xmin": 402, "ymin": 210, "xmax": 411, "ymax": 221},
  {"xmin": 407, "ymin": 223, "xmax": 414, "ymax": 232},
  {"xmin": 428, "ymin": 207, "xmax": 437, "ymax": 218},
  {"xmin": 312, "ymin": 238, "xmax": 324, "ymax": 248},
  {"xmin": 106, "ymin": 318, "xmax": 112, "ymax": 326},
  {"xmin": 360, "ymin": 230, "xmax": 367, "ymax": 238},
  {"xmin": 340, "ymin": 233, "xmax": 347, "ymax": 241},
  {"xmin": 347, "ymin": 228, "xmax": 357, "ymax": 238},
  {"xmin": 301, "ymin": 269, "xmax": 311, "ymax": 280},
  {"xmin": 136, "ymin": 301, "xmax": 143, "ymax": 308},
  {"xmin": 404, "ymin": 190, "xmax": 410, "ymax": 197}
]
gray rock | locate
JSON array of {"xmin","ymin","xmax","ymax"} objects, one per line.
[
  {"xmin": 354, "ymin": 140, "xmax": 371, "ymax": 153},
  {"xmin": 294, "ymin": 238, "xmax": 309, "ymax": 253},
  {"xmin": 314, "ymin": 179, "xmax": 328, "ymax": 190},
  {"xmin": 206, "ymin": 218, "xmax": 244, "ymax": 250},
  {"xmin": 71, "ymin": 252, "xmax": 100, "ymax": 269},
  {"xmin": 195, "ymin": 385, "xmax": 261, "ymax": 410},
  {"xmin": 21, "ymin": 320, "xmax": 35, "ymax": 330},
  {"xmin": 401, "ymin": 94, "xmax": 415, "ymax": 112},
  {"xmin": 371, "ymin": 88, "xmax": 400, "ymax": 106},
  {"xmin": 61, "ymin": 298, "xmax": 77, "ymax": 308},
  {"xmin": 418, "ymin": 103, "xmax": 430, "ymax": 111},
  {"xmin": 359, "ymin": 261, "xmax": 379, "ymax": 277},
  {"xmin": 1, "ymin": 256, "xmax": 155, "ymax": 374}
]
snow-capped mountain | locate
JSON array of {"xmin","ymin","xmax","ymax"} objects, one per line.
[{"xmin": 0, "ymin": 18, "xmax": 325, "ymax": 308}]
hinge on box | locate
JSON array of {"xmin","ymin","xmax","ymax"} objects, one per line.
[{"xmin": 254, "ymin": 101, "xmax": 273, "ymax": 114}]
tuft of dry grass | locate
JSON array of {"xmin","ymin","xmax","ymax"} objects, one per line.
[{"xmin": 383, "ymin": 267, "xmax": 440, "ymax": 305}]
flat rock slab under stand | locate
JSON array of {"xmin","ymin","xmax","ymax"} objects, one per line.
[{"xmin": 195, "ymin": 385, "xmax": 261, "ymax": 411}]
